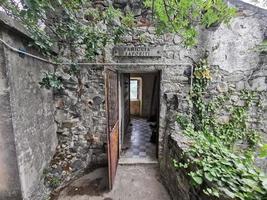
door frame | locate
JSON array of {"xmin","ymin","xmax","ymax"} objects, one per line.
[
  {"xmin": 118, "ymin": 73, "xmax": 124, "ymax": 153},
  {"xmin": 118, "ymin": 70, "xmax": 162, "ymax": 159}
]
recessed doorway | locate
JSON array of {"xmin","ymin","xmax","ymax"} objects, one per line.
[{"xmin": 119, "ymin": 71, "xmax": 161, "ymax": 163}]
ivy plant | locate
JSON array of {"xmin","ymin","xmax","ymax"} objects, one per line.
[
  {"xmin": 175, "ymin": 58, "xmax": 267, "ymax": 199},
  {"xmin": 144, "ymin": 0, "xmax": 236, "ymax": 46},
  {"xmin": 39, "ymin": 72, "xmax": 63, "ymax": 90},
  {"xmin": 1, "ymin": 0, "xmax": 136, "ymax": 89}
]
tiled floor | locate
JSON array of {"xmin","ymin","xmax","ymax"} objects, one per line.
[{"xmin": 120, "ymin": 118, "xmax": 157, "ymax": 163}]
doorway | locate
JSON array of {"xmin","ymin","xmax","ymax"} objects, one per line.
[
  {"xmin": 105, "ymin": 69, "xmax": 161, "ymax": 189},
  {"xmin": 119, "ymin": 71, "xmax": 161, "ymax": 163}
]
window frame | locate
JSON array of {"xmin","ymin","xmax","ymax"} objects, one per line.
[
  {"xmin": 130, "ymin": 79, "xmax": 140, "ymax": 100},
  {"xmin": 130, "ymin": 77, "xmax": 142, "ymax": 115}
]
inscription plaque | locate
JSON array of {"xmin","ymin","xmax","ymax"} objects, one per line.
[{"xmin": 113, "ymin": 46, "xmax": 162, "ymax": 57}]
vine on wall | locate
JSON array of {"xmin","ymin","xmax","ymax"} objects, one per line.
[
  {"xmin": 176, "ymin": 58, "xmax": 267, "ymax": 199},
  {"xmin": 1, "ymin": 0, "xmax": 136, "ymax": 89},
  {"xmin": 1, "ymin": 1, "xmax": 237, "ymax": 89},
  {"xmin": 144, "ymin": 0, "xmax": 236, "ymax": 46},
  {"xmin": 1, "ymin": 1, "xmax": 134, "ymax": 57}
]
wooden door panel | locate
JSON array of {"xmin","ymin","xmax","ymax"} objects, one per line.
[
  {"xmin": 130, "ymin": 100, "xmax": 140, "ymax": 115},
  {"xmin": 105, "ymin": 68, "xmax": 119, "ymax": 190},
  {"xmin": 109, "ymin": 122, "xmax": 119, "ymax": 186}
]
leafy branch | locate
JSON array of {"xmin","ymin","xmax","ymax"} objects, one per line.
[
  {"xmin": 1, "ymin": 0, "xmax": 135, "ymax": 59},
  {"xmin": 1, "ymin": 0, "xmax": 137, "ymax": 89},
  {"xmin": 144, "ymin": 0, "xmax": 236, "ymax": 46},
  {"xmin": 175, "ymin": 58, "xmax": 267, "ymax": 199}
]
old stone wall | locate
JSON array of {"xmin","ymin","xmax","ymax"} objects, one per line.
[
  {"xmin": 0, "ymin": 12, "xmax": 57, "ymax": 200},
  {"xmin": 105, "ymin": 1, "xmax": 267, "ymax": 199},
  {"xmin": 163, "ymin": 2, "xmax": 267, "ymax": 199},
  {"xmin": 36, "ymin": 1, "xmax": 267, "ymax": 199},
  {"xmin": 45, "ymin": 0, "xmax": 194, "ymax": 189},
  {"xmin": 202, "ymin": 0, "xmax": 267, "ymax": 143},
  {"xmin": 48, "ymin": 65, "xmax": 107, "ymax": 188},
  {"xmin": 0, "ymin": 0, "xmax": 266, "ymax": 199},
  {"xmin": 163, "ymin": 135, "xmax": 205, "ymax": 200}
]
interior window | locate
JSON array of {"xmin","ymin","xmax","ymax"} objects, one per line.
[{"xmin": 130, "ymin": 80, "xmax": 138, "ymax": 100}]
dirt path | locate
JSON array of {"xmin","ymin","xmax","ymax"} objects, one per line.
[{"xmin": 56, "ymin": 164, "xmax": 170, "ymax": 200}]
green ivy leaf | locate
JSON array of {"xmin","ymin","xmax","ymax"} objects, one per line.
[
  {"xmin": 259, "ymin": 144, "xmax": 267, "ymax": 158},
  {"xmin": 262, "ymin": 177, "xmax": 267, "ymax": 190},
  {"xmin": 221, "ymin": 188, "xmax": 235, "ymax": 198},
  {"xmin": 204, "ymin": 172, "xmax": 213, "ymax": 182},
  {"xmin": 189, "ymin": 172, "xmax": 203, "ymax": 185}
]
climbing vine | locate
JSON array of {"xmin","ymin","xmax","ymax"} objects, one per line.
[
  {"xmin": 176, "ymin": 58, "xmax": 267, "ymax": 199},
  {"xmin": 1, "ymin": 1, "xmax": 237, "ymax": 89},
  {"xmin": 1, "ymin": 0, "xmax": 136, "ymax": 89},
  {"xmin": 144, "ymin": 0, "xmax": 236, "ymax": 46},
  {"xmin": 1, "ymin": 0, "xmax": 134, "ymax": 57},
  {"xmin": 39, "ymin": 72, "xmax": 63, "ymax": 90}
]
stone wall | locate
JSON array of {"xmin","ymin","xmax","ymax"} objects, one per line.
[
  {"xmin": 203, "ymin": 2, "xmax": 267, "ymax": 174},
  {"xmin": 0, "ymin": 0, "xmax": 266, "ymax": 199},
  {"xmin": 163, "ymin": 135, "xmax": 205, "ymax": 200},
  {"xmin": 40, "ymin": 0, "xmax": 267, "ymax": 198},
  {"xmin": 0, "ymin": 12, "xmax": 57, "ymax": 200},
  {"xmin": 108, "ymin": 0, "xmax": 267, "ymax": 154},
  {"xmin": 105, "ymin": 1, "xmax": 267, "ymax": 199},
  {"xmin": 48, "ymin": 65, "xmax": 107, "ymax": 188},
  {"xmin": 161, "ymin": 1, "xmax": 267, "ymax": 199},
  {"xmin": 202, "ymin": 0, "xmax": 267, "ymax": 139},
  {"xmin": 46, "ymin": 0, "xmax": 194, "ymax": 188}
]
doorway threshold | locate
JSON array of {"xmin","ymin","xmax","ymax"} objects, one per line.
[{"xmin": 119, "ymin": 157, "xmax": 158, "ymax": 165}]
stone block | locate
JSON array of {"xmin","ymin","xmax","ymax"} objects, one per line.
[{"xmin": 250, "ymin": 77, "xmax": 267, "ymax": 91}]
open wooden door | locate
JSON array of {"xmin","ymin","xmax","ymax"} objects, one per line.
[{"xmin": 105, "ymin": 68, "xmax": 119, "ymax": 190}]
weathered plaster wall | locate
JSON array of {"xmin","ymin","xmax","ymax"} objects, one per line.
[
  {"xmin": 202, "ymin": 1, "xmax": 267, "ymax": 136},
  {"xmin": 0, "ymin": 13, "xmax": 57, "ymax": 200},
  {"xmin": 0, "ymin": 32, "xmax": 22, "ymax": 200},
  {"xmin": 202, "ymin": 1, "xmax": 267, "ymax": 72},
  {"xmin": 164, "ymin": 2, "xmax": 267, "ymax": 199}
]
